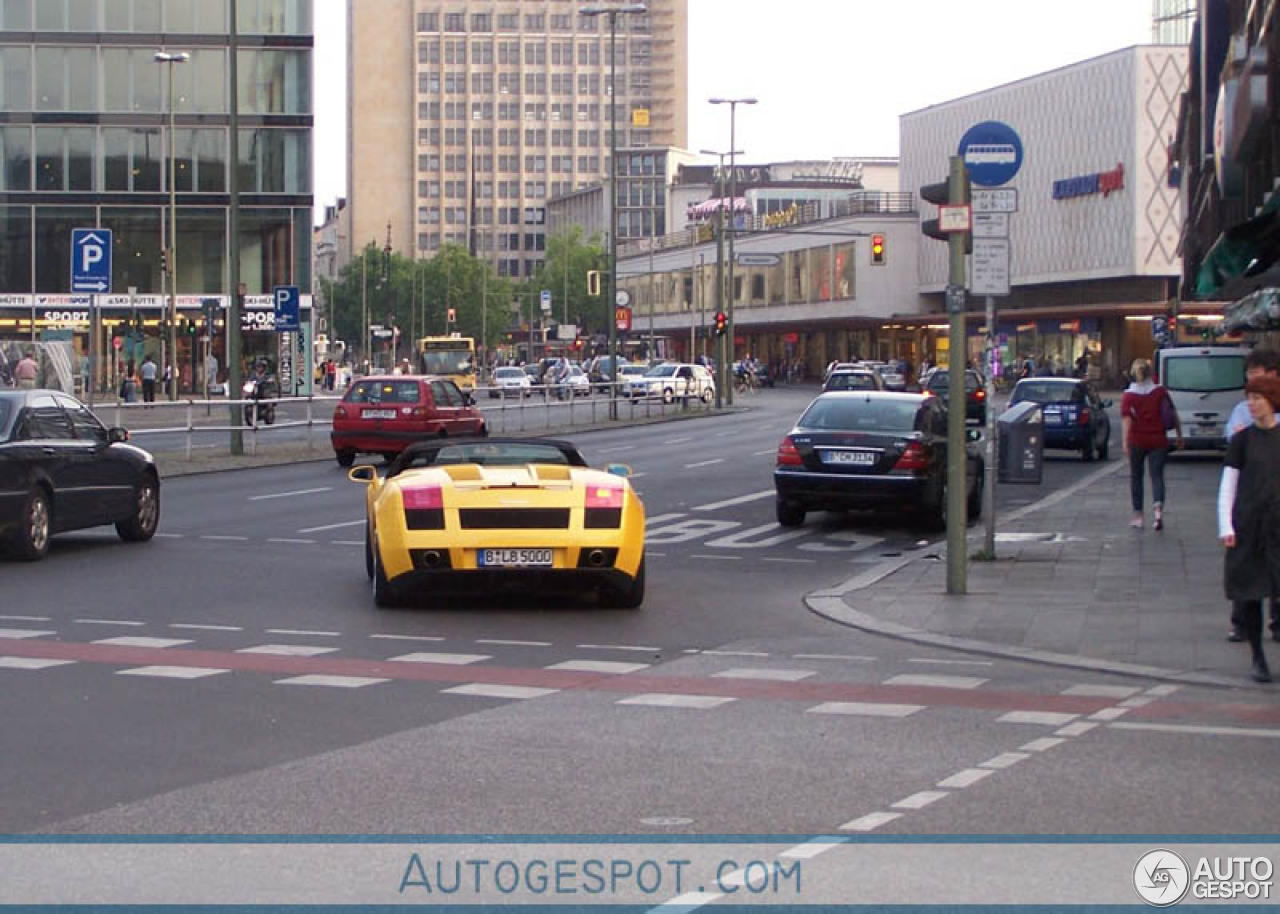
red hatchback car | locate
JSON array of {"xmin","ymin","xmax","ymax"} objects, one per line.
[{"xmin": 331, "ymin": 375, "xmax": 487, "ymax": 467}]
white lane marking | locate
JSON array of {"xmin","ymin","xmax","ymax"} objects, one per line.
[
  {"xmin": 73, "ymin": 618, "xmax": 145, "ymax": 627},
  {"xmin": 170, "ymin": 624, "xmax": 243, "ymax": 632},
  {"xmin": 617, "ymin": 694, "xmax": 735, "ymax": 709},
  {"xmin": 0, "ymin": 657, "xmax": 75, "ymax": 670},
  {"xmin": 476, "ymin": 639, "xmax": 552, "ymax": 648},
  {"xmin": 1110, "ymin": 722, "xmax": 1280, "ymax": 739},
  {"xmin": 389, "ymin": 652, "xmax": 491, "ymax": 665},
  {"xmin": 116, "ymin": 666, "xmax": 227, "ymax": 680},
  {"xmin": 333, "ymin": 540, "xmax": 363, "ymax": 546},
  {"xmin": 715, "ymin": 431, "xmax": 737, "ymax": 438},
  {"xmin": 883, "ymin": 674, "xmax": 989, "ymax": 690},
  {"xmin": 629, "ymin": 472, "xmax": 647, "ymax": 479},
  {"xmin": 546, "ymin": 659, "xmax": 649, "ymax": 674},
  {"xmin": 1089, "ymin": 707, "xmax": 1130, "ymax": 721},
  {"xmin": 807, "ymin": 702, "xmax": 922, "ymax": 718},
  {"xmin": 370, "ymin": 634, "xmax": 445, "ymax": 643},
  {"xmin": 92, "ymin": 637, "xmax": 191, "ymax": 649},
  {"xmin": 702, "ymin": 650, "xmax": 769, "ymax": 658},
  {"xmin": 1055, "ymin": 721, "xmax": 1099, "ymax": 737},
  {"xmin": 1019, "ymin": 737, "xmax": 1066, "ymax": 752},
  {"xmin": 644, "ymin": 513, "xmax": 687, "ymax": 528},
  {"xmin": 298, "ymin": 519, "xmax": 364, "ymax": 533},
  {"xmin": 577, "ymin": 643, "xmax": 661, "ymax": 653},
  {"xmin": 200, "ymin": 535, "xmax": 249, "ymax": 542},
  {"xmin": 707, "ymin": 524, "xmax": 810, "ymax": 549},
  {"xmin": 937, "ymin": 768, "xmax": 995, "ymax": 789},
  {"xmin": 762, "ymin": 557, "xmax": 818, "ymax": 564},
  {"xmin": 1145, "ymin": 684, "xmax": 1182, "ymax": 696},
  {"xmin": 0, "ymin": 629, "xmax": 55, "ymax": 640},
  {"xmin": 154, "ymin": 533, "xmax": 184, "ymax": 538},
  {"xmin": 750, "ymin": 449, "xmax": 775, "ymax": 456},
  {"xmin": 839, "ymin": 812, "xmax": 902, "ymax": 832},
  {"xmin": 236, "ymin": 644, "xmax": 339, "ymax": 657},
  {"xmin": 906, "ymin": 658, "xmax": 994, "ymax": 667},
  {"xmin": 648, "ymin": 552, "xmax": 666, "ymax": 558},
  {"xmin": 684, "ymin": 458, "xmax": 724, "ymax": 469},
  {"xmin": 712, "ymin": 668, "xmax": 816, "ymax": 682},
  {"xmin": 793, "ymin": 653, "xmax": 875, "ymax": 662},
  {"xmin": 598, "ymin": 446, "xmax": 633, "ymax": 454},
  {"xmin": 690, "ymin": 554, "xmax": 741, "ymax": 561},
  {"xmin": 1061, "ymin": 684, "xmax": 1142, "ymax": 698},
  {"xmin": 646, "ymin": 519, "xmax": 736, "ymax": 544},
  {"xmin": 998, "ymin": 711, "xmax": 1080, "ymax": 726},
  {"xmin": 248, "ymin": 487, "xmax": 332, "ymax": 501},
  {"xmin": 692, "ymin": 489, "xmax": 774, "ymax": 512},
  {"xmin": 275, "ymin": 674, "xmax": 387, "ymax": 688},
  {"xmin": 892, "ymin": 791, "xmax": 948, "ymax": 810},
  {"xmin": 0, "ymin": 615, "xmax": 51, "ymax": 622},
  {"xmin": 980, "ymin": 752, "xmax": 1031, "ymax": 769},
  {"xmin": 780, "ymin": 840, "xmax": 847, "ymax": 860},
  {"xmin": 443, "ymin": 684, "xmax": 560, "ymax": 700},
  {"xmin": 266, "ymin": 629, "xmax": 340, "ymax": 637},
  {"xmin": 1118, "ymin": 695, "xmax": 1157, "ymax": 708},
  {"xmin": 663, "ymin": 437, "xmax": 692, "ymax": 444},
  {"xmin": 267, "ymin": 538, "xmax": 318, "ymax": 545}
]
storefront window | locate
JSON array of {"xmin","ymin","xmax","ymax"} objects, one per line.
[
  {"xmin": 100, "ymin": 206, "xmax": 163, "ymax": 294},
  {"xmin": 788, "ymin": 249, "xmax": 808, "ymax": 303},
  {"xmin": 238, "ymin": 49, "xmax": 310, "ymax": 115},
  {"xmin": 834, "ymin": 243, "xmax": 855, "ymax": 299},
  {"xmin": 177, "ymin": 206, "xmax": 229, "ymax": 294},
  {"xmin": 766, "ymin": 260, "xmax": 783, "ymax": 305},
  {"xmin": 35, "ymin": 126, "xmax": 95, "ymax": 191},
  {"xmin": 238, "ymin": 128, "xmax": 310, "ymax": 194},
  {"xmin": 34, "ymin": 206, "xmax": 95, "ymax": 292},
  {"xmin": 0, "ymin": 204, "xmax": 31, "ymax": 292},
  {"xmin": 103, "ymin": 127, "xmax": 161, "ymax": 192},
  {"xmin": 0, "ymin": 46, "xmax": 32, "ymax": 111},
  {"xmin": 174, "ymin": 128, "xmax": 226, "ymax": 193},
  {"xmin": 810, "ymin": 246, "xmax": 831, "ymax": 302},
  {"xmin": 1, "ymin": 126, "xmax": 30, "ymax": 190},
  {"xmin": 239, "ymin": 207, "xmax": 293, "ymax": 292}
]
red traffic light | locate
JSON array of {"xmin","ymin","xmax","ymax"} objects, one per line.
[
  {"xmin": 871, "ymin": 233, "xmax": 886, "ymax": 265},
  {"xmin": 714, "ymin": 311, "xmax": 728, "ymax": 335}
]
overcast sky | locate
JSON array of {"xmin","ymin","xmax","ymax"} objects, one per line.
[{"xmin": 313, "ymin": 0, "xmax": 1155, "ymax": 223}]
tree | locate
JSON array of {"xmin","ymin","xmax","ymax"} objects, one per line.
[{"xmin": 523, "ymin": 226, "xmax": 608, "ymax": 340}]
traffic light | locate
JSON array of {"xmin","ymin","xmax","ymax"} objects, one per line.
[
  {"xmin": 870, "ymin": 233, "xmax": 886, "ymax": 265},
  {"xmin": 586, "ymin": 270, "xmax": 602, "ymax": 296},
  {"xmin": 714, "ymin": 311, "xmax": 728, "ymax": 336},
  {"xmin": 159, "ymin": 248, "xmax": 168, "ymax": 274},
  {"xmin": 919, "ymin": 173, "xmax": 973, "ymax": 254},
  {"xmin": 1167, "ymin": 313, "xmax": 1178, "ymax": 339},
  {"xmin": 186, "ymin": 318, "xmax": 197, "ymax": 336}
]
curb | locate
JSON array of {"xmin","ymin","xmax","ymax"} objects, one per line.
[{"xmin": 803, "ymin": 458, "xmax": 1261, "ymax": 691}]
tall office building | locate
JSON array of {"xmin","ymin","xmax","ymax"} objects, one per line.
[
  {"xmin": 349, "ymin": 0, "xmax": 688, "ymax": 278},
  {"xmin": 0, "ymin": 0, "xmax": 314, "ymax": 392}
]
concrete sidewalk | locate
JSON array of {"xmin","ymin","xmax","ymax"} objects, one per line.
[{"xmin": 808, "ymin": 454, "xmax": 1277, "ymax": 691}]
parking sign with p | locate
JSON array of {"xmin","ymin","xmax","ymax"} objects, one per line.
[{"xmin": 71, "ymin": 228, "xmax": 112, "ymax": 293}]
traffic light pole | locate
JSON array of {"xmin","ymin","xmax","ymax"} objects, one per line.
[
  {"xmin": 944, "ymin": 155, "xmax": 969, "ymax": 596},
  {"xmin": 713, "ymin": 166, "xmax": 726, "ymax": 410}
]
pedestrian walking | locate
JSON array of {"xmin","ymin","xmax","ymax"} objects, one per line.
[
  {"xmin": 1121, "ymin": 357, "xmax": 1182, "ymax": 530},
  {"xmin": 1216, "ymin": 374, "xmax": 1280, "ymax": 683},
  {"xmin": 1225, "ymin": 348, "xmax": 1280, "ymax": 643},
  {"xmin": 139, "ymin": 355, "xmax": 157, "ymax": 403},
  {"xmin": 14, "ymin": 349, "xmax": 38, "ymax": 389}
]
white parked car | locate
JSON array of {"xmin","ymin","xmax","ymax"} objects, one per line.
[
  {"xmin": 624, "ymin": 362, "xmax": 716, "ymax": 404},
  {"xmin": 552, "ymin": 364, "xmax": 592, "ymax": 399},
  {"xmin": 489, "ymin": 365, "xmax": 532, "ymax": 398}
]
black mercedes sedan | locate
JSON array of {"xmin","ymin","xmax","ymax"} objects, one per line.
[
  {"xmin": 0, "ymin": 390, "xmax": 159, "ymax": 560},
  {"xmin": 773, "ymin": 391, "xmax": 983, "ymax": 530}
]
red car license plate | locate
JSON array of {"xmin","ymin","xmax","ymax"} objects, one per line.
[{"xmin": 479, "ymin": 548, "xmax": 553, "ymax": 567}]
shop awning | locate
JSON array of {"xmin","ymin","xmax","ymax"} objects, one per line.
[
  {"xmin": 1193, "ymin": 190, "xmax": 1280, "ymax": 298},
  {"xmin": 686, "ymin": 196, "xmax": 749, "ymax": 220},
  {"xmin": 1222, "ymin": 286, "xmax": 1280, "ymax": 333}
]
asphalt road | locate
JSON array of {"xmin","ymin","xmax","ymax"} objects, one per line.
[{"xmin": 2, "ymin": 387, "xmax": 1276, "ymax": 847}]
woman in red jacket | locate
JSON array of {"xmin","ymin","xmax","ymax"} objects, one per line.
[{"xmin": 1121, "ymin": 357, "xmax": 1183, "ymax": 530}]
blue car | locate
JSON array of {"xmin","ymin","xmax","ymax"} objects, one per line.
[{"xmin": 1009, "ymin": 377, "xmax": 1112, "ymax": 461}]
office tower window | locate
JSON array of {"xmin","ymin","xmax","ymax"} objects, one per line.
[
  {"xmin": 471, "ymin": 12, "xmax": 490, "ymax": 32},
  {"xmin": 444, "ymin": 12, "xmax": 464, "ymax": 32},
  {"xmin": 417, "ymin": 12, "xmax": 438, "ymax": 32},
  {"xmin": 496, "ymin": 13, "xmax": 517, "ymax": 32},
  {"xmin": 0, "ymin": 126, "xmax": 31, "ymax": 190},
  {"xmin": 418, "ymin": 40, "xmax": 440, "ymax": 64},
  {"xmin": 34, "ymin": 47, "xmax": 96, "ymax": 111}
]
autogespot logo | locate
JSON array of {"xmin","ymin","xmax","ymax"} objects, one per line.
[{"xmin": 1134, "ymin": 849, "xmax": 1191, "ymax": 906}]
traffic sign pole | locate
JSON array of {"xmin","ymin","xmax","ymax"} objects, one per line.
[{"xmin": 945, "ymin": 154, "xmax": 969, "ymax": 597}]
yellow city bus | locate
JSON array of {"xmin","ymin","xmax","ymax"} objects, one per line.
[{"xmin": 417, "ymin": 335, "xmax": 476, "ymax": 393}]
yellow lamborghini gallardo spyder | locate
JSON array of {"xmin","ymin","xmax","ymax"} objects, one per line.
[{"xmin": 349, "ymin": 438, "xmax": 646, "ymax": 608}]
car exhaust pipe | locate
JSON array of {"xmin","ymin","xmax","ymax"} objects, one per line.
[{"xmin": 586, "ymin": 549, "xmax": 606, "ymax": 567}]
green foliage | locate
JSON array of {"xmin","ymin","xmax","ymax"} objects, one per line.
[{"xmin": 520, "ymin": 226, "xmax": 609, "ymax": 337}]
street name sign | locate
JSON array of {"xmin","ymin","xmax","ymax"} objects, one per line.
[
  {"xmin": 273, "ymin": 285, "xmax": 300, "ymax": 332},
  {"xmin": 971, "ymin": 239, "xmax": 1011, "ymax": 296},
  {"xmin": 71, "ymin": 228, "xmax": 112, "ymax": 293},
  {"xmin": 972, "ymin": 188, "xmax": 1019, "ymax": 213},
  {"xmin": 736, "ymin": 252, "xmax": 780, "ymax": 266},
  {"xmin": 958, "ymin": 121, "xmax": 1023, "ymax": 187}
]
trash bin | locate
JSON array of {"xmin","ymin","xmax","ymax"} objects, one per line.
[{"xmin": 997, "ymin": 400, "xmax": 1043, "ymax": 484}]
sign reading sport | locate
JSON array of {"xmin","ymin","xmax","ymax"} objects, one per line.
[{"xmin": 958, "ymin": 121, "xmax": 1023, "ymax": 187}]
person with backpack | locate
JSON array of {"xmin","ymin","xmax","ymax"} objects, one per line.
[{"xmin": 1121, "ymin": 357, "xmax": 1183, "ymax": 531}]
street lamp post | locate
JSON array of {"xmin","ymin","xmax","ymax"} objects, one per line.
[
  {"xmin": 699, "ymin": 148, "xmax": 740, "ymax": 409},
  {"xmin": 580, "ymin": 2, "xmax": 645, "ymax": 419},
  {"xmin": 709, "ymin": 97, "xmax": 756, "ymax": 406},
  {"xmin": 155, "ymin": 50, "xmax": 189, "ymax": 400}
]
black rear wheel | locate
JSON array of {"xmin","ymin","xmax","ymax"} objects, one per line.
[
  {"xmin": 372, "ymin": 538, "xmax": 401, "ymax": 608},
  {"xmin": 776, "ymin": 497, "xmax": 806, "ymax": 528},
  {"xmin": 336, "ymin": 449, "xmax": 356, "ymax": 468},
  {"xmin": 602, "ymin": 556, "xmax": 645, "ymax": 609}
]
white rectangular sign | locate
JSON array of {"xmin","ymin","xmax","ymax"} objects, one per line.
[
  {"xmin": 970, "ymin": 238, "xmax": 1011, "ymax": 296},
  {"xmin": 972, "ymin": 212, "xmax": 1009, "ymax": 238},
  {"xmin": 938, "ymin": 204, "xmax": 971, "ymax": 232},
  {"xmin": 972, "ymin": 188, "xmax": 1018, "ymax": 213}
]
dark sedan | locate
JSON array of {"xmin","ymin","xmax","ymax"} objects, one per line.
[
  {"xmin": 1009, "ymin": 377, "xmax": 1112, "ymax": 460},
  {"xmin": 0, "ymin": 390, "xmax": 160, "ymax": 560},
  {"xmin": 923, "ymin": 368, "xmax": 987, "ymax": 425},
  {"xmin": 774, "ymin": 391, "xmax": 983, "ymax": 530}
]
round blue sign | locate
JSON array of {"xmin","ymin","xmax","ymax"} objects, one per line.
[{"xmin": 957, "ymin": 120, "xmax": 1023, "ymax": 187}]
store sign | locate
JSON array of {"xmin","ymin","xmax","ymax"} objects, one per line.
[
  {"xmin": 1052, "ymin": 163, "xmax": 1125, "ymax": 200},
  {"xmin": 242, "ymin": 309, "xmax": 276, "ymax": 331},
  {"xmin": 42, "ymin": 310, "xmax": 90, "ymax": 324}
]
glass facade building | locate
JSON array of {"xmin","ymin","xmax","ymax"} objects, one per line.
[{"xmin": 0, "ymin": 0, "xmax": 314, "ymax": 393}]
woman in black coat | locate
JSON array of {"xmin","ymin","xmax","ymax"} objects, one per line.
[{"xmin": 1218, "ymin": 375, "xmax": 1280, "ymax": 682}]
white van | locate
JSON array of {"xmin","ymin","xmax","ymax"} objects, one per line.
[{"xmin": 1153, "ymin": 346, "xmax": 1249, "ymax": 449}]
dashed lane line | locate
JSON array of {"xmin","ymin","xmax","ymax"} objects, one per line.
[
  {"xmin": 73, "ymin": 619, "xmax": 145, "ymax": 627},
  {"xmin": 683, "ymin": 459, "xmax": 724, "ymax": 469},
  {"xmin": 248, "ymin": 487, "xmax": 333, "ymax": 501},
  {"xmin": 691, "ymin": 489, "xmax": 774, "ymax": 512},
  {"xmin": 297, "ymin": 519, "xmax": 364, "ymax": 533},
  {"xmin": 266, "ymin": 629, "xmax": 340, "ymax": 637}
]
